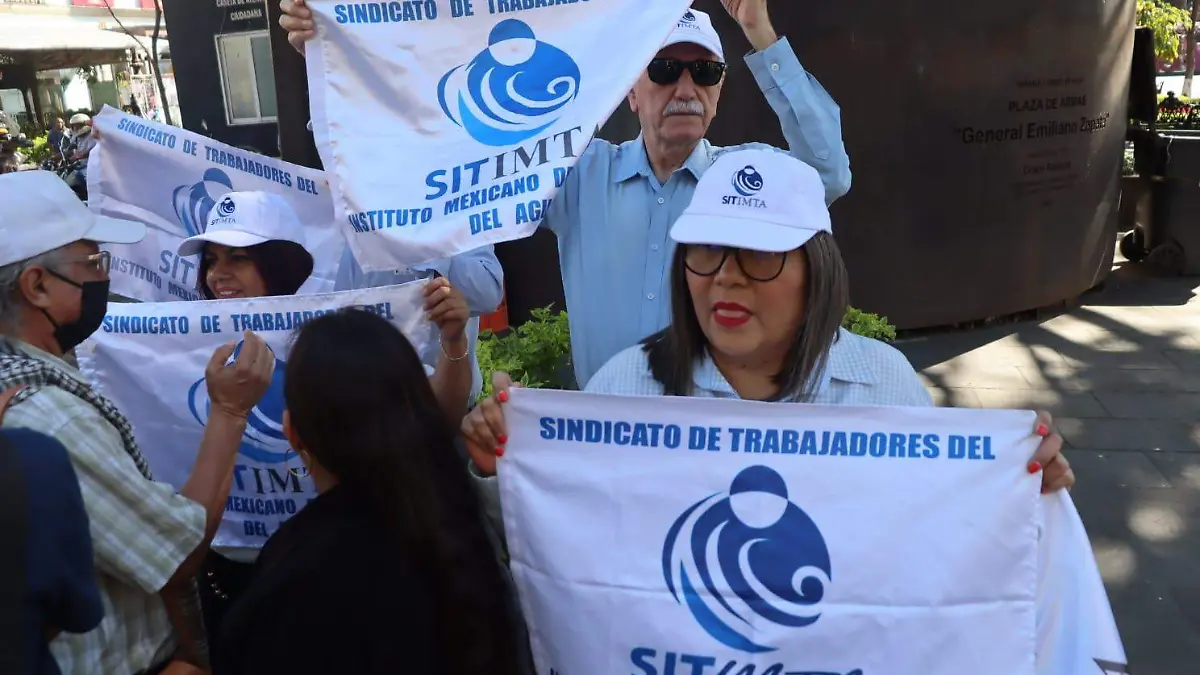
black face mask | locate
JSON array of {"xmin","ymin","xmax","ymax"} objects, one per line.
[{"xmin": 40, "ymin": 270, "xmax": 110, "ymax": 353}]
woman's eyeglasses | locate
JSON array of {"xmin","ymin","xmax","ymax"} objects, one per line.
[
  {"xmin": 683, "ymin": 245, "xmax": 788, "ymax": 283},
  {"xmin": 646, "ymin": 58, "xmax": 726, "ymax": 87}
]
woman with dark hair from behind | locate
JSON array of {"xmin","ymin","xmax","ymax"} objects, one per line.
[
  {"xmin": 210, "ymin": 308, "xmax": 522, "ymax": 675},
  {"xmin": 178, "ymin": 190, "xmax": 479, "ymax": 645}
]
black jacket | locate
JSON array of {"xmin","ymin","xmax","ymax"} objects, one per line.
[{"xmin": 212, "ymin": 486, "xmax": 439, "ymax": 674}]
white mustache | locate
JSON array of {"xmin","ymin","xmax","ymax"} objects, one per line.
[{"xmin": 663, "ymin": 99, "xmax": 705, "ymax": 116}]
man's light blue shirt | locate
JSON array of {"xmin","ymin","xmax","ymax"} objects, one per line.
[
  {"xmin": 334, "ymin": 244, "xmax": 504, "ymax": 401},
  {"xmin": 541, "ymin": 37, "xmax": 852, "ymax": 388}
]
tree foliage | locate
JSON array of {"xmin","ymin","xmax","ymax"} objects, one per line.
[{"xmin": 1138, "ymin": 0, "xmax": 1191, "ymax": 62}]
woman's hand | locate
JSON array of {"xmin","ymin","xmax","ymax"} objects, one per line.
[
  {"xmin": 461, "ymin": 372, "xmax": 515, "ymax": 476},
  {"xmin": 1028, "ymin": 411, "xmax": 1073, "ymax": 493},
  {"xmin": 279, "ymin": 0, "xmax": 316, "ymax": 54},
  {"xmin": 424, "ymin": 276, "xmax": 468, "ymax": 346}
]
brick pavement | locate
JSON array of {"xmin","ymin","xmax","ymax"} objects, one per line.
[{"xmin": 894, "ymin": 263, "xmax": 1200, "ymax": 675}]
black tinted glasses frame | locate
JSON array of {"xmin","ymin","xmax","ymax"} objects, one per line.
[
  {"xmin": 682, "ymin": 246, "xmax": 788, "ymax": 283},
  {"xmin": 646, "ymin": 58, "xmax": 727, "ymax": 87}
]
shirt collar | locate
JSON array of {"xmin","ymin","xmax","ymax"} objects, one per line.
[
  {"xmin": 0, "ymin": 336, "xmax": 88, "ymax": 383},
  {"xmin": 692, "ymin": 329, "xmax": 879, "ymax": 400},
  {"xmin": 614, "ymin": 135, "xmax": 713, "ymax": 184}
]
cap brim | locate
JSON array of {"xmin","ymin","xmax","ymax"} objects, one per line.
[
  {"xmin": 82, "ymin": 215, "xmax": 146, "ymax": 246},
  {"xmin": 177, "ymin": 230, "xmax": 270, "ymax": 257},
  {"xmin": 670, "ymin": 214, "xmax": 818, "ymax": 253}
]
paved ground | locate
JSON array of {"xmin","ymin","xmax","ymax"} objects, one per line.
[{"xmin": 894, "ymin": 261, "xmax": 1200, "ymax": 675}]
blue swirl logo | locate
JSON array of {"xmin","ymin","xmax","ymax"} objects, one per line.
[
  {"xmin": 663, "ymin": 465, "xmax": 831, "ymax": 654},
  {"xmin": 187, "ymin": 340, "xmax": 294, "ymax": 464},
  {"xmin": 217, "ymin": 196, "xmax": 236, "ymax": 217},
  {"xmin": 437, "ymin": 19, "xmax": 581, "ymax": 147},
  {"xmin": 732, "ymin": 166, "xmax": 764, "ymax": 197},
  {"xmin": 172, "ymin": 168, "xmax": 233, "ymax": 238},
  {"xmin": 682, "ymin": 10, "xmax": 697, "ymax": 22}
]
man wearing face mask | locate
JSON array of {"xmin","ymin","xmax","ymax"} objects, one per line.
[{"xmin": 0, "ymin": 170, "xmax": 276, "ymax": 675}]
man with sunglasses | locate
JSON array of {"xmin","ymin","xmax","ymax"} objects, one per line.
[
  {"xmin": 280, "ymin": 0, "xmax": 849, "ymax": 389},
  {"xmin": 0, "ymin": 170, "xmax": 276, "ymax": 675}
]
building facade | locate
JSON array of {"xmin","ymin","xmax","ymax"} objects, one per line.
[
  {"xmin": 161, "ymin": 0, "xmax": 278, "ymax": 155},
  {"xmin": 0, "ymin": 0, "xmax": 175, "ymax": 131}
]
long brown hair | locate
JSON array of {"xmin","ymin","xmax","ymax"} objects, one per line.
[{"xmin": 642, "ymin": 232, "xmax": 850, "ymax": 401}]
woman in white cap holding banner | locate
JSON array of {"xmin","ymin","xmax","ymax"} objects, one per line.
[
  {"xmin": 176, "ymin": 190, "xmax": 478, "ymax": 644},
  {"xmin": 176, "ymin": 191, "xmax": 474, "ymax": 417},
  {"xmin": 459, "ymin": 150, "xmax": 1130, "ymax": 675},
  {"xmin": 463, "ymin": 148, "xmax": 1074, "ymax": 490}
]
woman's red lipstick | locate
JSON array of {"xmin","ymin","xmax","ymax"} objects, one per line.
[{"xmin": 712, "ymin": 302, "xmax": 751, "ymax": 328}]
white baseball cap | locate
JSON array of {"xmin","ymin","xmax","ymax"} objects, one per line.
[
  {"xmin": 0, "ymin": 170, "xmax": 146, "ymax": 268},
  {"xmin": 670, "ymin": 148, "xmax": 832, "ymax": 252},
  {"xmin": 177, "ymin": 190, "xmax": 310, "ymax": 260},
  {"xmin": 662, "ymin": 8, "xmax": 725, "ymax": 63}
]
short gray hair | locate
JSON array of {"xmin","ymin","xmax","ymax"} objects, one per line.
[{"xmin": 0, "ymin": 248, "xmax": 66, "ymax": 332}]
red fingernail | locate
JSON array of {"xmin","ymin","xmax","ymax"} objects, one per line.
[
  {"xmin": 1027, "ymin": 461, "xmax": 1042, "ymax": 474},
  {"xmin": 498, "ymin": 391, "xmax": 508, "ymax": 403},
  {"xmin": 498, "ymin": 435, "xmax": 507, "ymax": 444},
  {"xmin": 1035, "ymin": 424, "xmax": 1049, "ymax": 437},
  {"xmin": 495, "ymin": 447, "xmax": 505, "ymax": 457}
]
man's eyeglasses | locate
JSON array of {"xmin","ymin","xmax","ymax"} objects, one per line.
[
  {"xmin": 62, "ymin": 251, "xmax": 112, "ymax": 275},
  {"xmin": 647, "ymin": 58, "xmax": 726, "ymax": 87},
  {"xmin": 683, "ymin": 245, "xmax": 787, "ymax": 283}
]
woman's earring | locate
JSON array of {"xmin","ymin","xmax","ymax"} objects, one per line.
[{"xmin": 286, "ymin": 449, "xmax": 311, "ymax": 479}]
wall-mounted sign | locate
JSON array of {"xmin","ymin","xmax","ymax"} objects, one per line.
[{"xmin": 216, "ymin": 0, "xmax": 267, "ymax": 28}]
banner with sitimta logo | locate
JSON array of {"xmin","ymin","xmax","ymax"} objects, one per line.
[
  {"xmin": 500, "ymin": 389, "xmax": 1128, "ymax": 675},
  {"xmin": 86, "ymin": 105, "xmax": 345, "ymax": 302},
  {"xmin": 305, "ymin": 0, "xmax": 692, "ymax": 270},
  {"xmin": 76, "ymin": 283, "xmax": 437, "ymax": 548}
]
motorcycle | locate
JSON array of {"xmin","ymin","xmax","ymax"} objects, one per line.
[
  {"xmin": 62, "ymin": 158, "xmax": 88, "ymax": 202},
  {"xmin": 39, "ymin": 136, "xmax": 71, "ymax": 173},
  {"xmin": 41, "ymin": 136, "xmax": 87, "ymax": 201}
]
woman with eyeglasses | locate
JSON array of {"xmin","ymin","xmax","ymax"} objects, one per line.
[
  {"xmin": 175, "ymin": 190, "xmax": 476, "ymax": 645},
  {"xmin": 458, "ymin": 149, "xmax": 1124, "ymax": 672},
  {"xmin": 210, "ymin": 309, "xmax": 523, "ymax": 675},
  {"xmin": 462, "ymin": 149, "xmax": 1073, "ymax": 490}
]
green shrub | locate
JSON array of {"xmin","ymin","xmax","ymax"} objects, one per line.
[
  {"xmin": 25, "ymin": 134, "xmax": 55, "ymax": 165},
  {"xmin": 842, "ymin": 306, "xmax": 897, "ymax": 341},
  {"xmin": 477, "ymin": 305, "xmax": 572, "ymax": 398},
  {"xmin": 476, "ymin": 303, "xmax": 898, "ymax": 398}
]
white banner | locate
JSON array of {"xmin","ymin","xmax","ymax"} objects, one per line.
[
  {"xmin": 305, "ymin": 0, "xmax": 692, "ymax": 270},
  {"xmin": 76, "ymin": 283, "xmax": 438, "ymax": 548},
  {"xmin": 500, "ymin": 389, "xmax": 1127, "ymax": 675},
  {"xmin": 87, "ymin": 105, "xmax": 345, "ymax": 302}
]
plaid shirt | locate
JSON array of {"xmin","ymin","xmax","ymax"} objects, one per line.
[{"xmin": 1, "ymin": 340, "xmax": 206, "ymax": 674}]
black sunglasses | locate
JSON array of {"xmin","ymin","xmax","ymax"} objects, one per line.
[{"xmin": 647, "ymin": 58, "xmax": 726, "ymax": 87}]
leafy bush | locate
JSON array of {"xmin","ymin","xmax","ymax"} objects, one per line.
[
  {"xmin": 25, "ymin": 134, "xmax": 55, "ymax": 165},
  {"xmin": 476, "ymin": 303, "xmax": 899, "ymax": 397},
  {"xmin": 842, "ymin": 306, "xmax": 897, "ymax": 341},
  {"xmin": 477, "ymin": 305, "xmax": 572, "ymax": 398}
]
